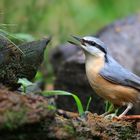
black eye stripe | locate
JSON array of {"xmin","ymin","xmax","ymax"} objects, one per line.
[
  {"xmin": 84, "ymin": 40, "xmax": 98, "ymax": 47},
  {"xmin": 83, "ymin": 39, "xmax": 106, "ymax": 54}
]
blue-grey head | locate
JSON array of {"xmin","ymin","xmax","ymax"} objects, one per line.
[{"xmin": 69, "ymin": 36, "xmax": 107, "ymax": 57}]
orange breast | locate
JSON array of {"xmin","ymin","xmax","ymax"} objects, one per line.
[{"xmin": 85, "ymin": 55, "xmax": 139, "ymax": 106}]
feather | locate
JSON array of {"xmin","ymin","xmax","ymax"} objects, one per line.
[{"xmin": 100, "ymin": 55, "xmax": 140, "ymax": 91}]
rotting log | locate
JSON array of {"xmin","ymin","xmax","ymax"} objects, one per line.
[{"xmin": 0, "ymin": 86, "xmax": 139, "ymax": 140}]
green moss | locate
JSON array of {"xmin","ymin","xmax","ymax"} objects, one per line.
[
  {"xmin": 3, "ymin": 108, "xmax": 27, "ymax": 130},
  {"xmin": 118, "ymin": 126, "xmax": 135, "ymax": 140},
  {"xmin": 47, "ymin": 105, "xmax": 56, "ymax": 111},
  {"xmin": 64, "ymin": 124, "xmax": 75, "ymax": 135},
  {"xmin": 106, "ymin": 123, "xmax": 136, "ymax": 140}
]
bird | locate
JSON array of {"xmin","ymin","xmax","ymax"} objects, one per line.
[
  {"xmin": 0, "ymin": 36, "xmax": 51, "ymax": 89},
  {"xmin": 69, "ymin": 36, "xmax": 140, "ymax": 117}
]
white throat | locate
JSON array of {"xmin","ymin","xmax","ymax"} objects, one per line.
[
  {"xmin": 81, "ymin": 43, "xmax": 105, "ymax": 57},
  {"xmin": 84, "ymin": 47, "xmax": 105, "ymax": 59}
]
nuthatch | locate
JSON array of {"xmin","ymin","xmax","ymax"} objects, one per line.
[{"xmin": 69, "ymin": 36, "xmax": 140, "ymax": 117}]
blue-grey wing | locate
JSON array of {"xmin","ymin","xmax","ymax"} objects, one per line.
[{"xmin": 100, "ymin": 55, "xmax": 140, "ymax": 91}]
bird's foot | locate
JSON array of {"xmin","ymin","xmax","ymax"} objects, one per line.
[
  {"xmin": 100, "ymin": 112, "xmax": 110, "ymax": 117},
  {"xmin": 104, "ymin": 113, "xmax": 117, "ymax": 119},
  {"xmin": 118, "ymin": 114, "xmax": 124, "ymax": 119}
]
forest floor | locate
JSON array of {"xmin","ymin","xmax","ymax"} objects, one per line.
[{"xmin": 0, "ymin": 86, "xmax": 139, "ymax": 140}]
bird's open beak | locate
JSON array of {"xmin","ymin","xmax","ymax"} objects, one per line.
[
  {"xmin": 72, "ymin": 36, "xmax": 82, "ymax": 42},
  {"xmin": 68, "ymin": 36, "xmax": 83, "ymax": 47}
]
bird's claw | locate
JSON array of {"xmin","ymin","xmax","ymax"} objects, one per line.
[{"xmin": 104, "ymin": 113, "xmax": 117, "ymax": 119}]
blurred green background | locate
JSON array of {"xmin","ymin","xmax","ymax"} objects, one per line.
[
  {"xmin": 0, "ymin": 0, "xmax": 140, "ymax": 44},
  {"xmin": 0, "ymin": 0, "xmax": 140, "ymax": 84}
]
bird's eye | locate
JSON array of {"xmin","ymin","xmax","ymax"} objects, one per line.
[
  {"xmin": 88, "ymin": 41, "xmax": 96, "ymax": 46},
  {"xmin": 91, "ymin": 42, "xmax": 96, "ymax": 46},
  {"xmin": 82, "ymin": 40, "xmax": 97, "ymax": 47}
]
